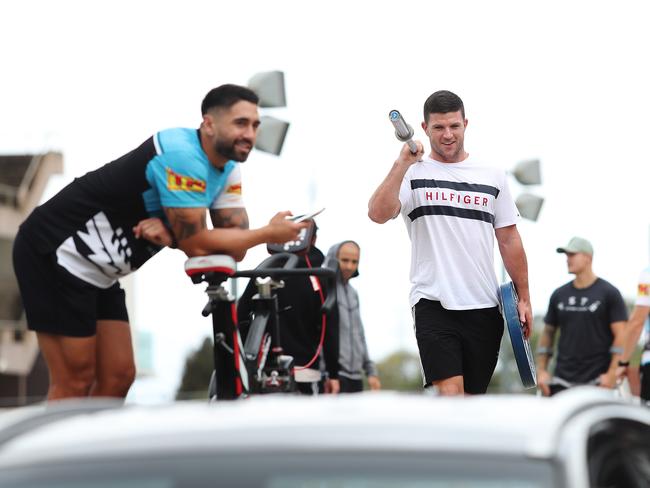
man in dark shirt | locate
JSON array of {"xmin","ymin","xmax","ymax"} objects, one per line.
[{"xmin": 536, "ymin": 237, "xmax": 628, "ymax": 396}]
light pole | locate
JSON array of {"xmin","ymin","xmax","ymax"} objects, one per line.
[
  {"xmin": 229, "ymin": 71, "xmax": 290, "ymax": 298},
  {"xmin": 512, "ymin": 159, "xmax": 544, "ymax": 222},
  {"xmin": 501, "ymin": 158, "xmax": 543, "ymax": 283},
  {"xmin": 248, "ymin": 71, "xmax": 290, "ymax": 156}
]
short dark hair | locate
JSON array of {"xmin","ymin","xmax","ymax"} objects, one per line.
[
  {"xmin": 201, "ymin": 84, "xmax": 259, "ymax": 115},
  {"xmin": 423, "ymin": 90, "xmax": 465, "ymax": 122}
]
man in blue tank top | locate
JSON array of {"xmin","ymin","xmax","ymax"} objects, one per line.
[{"xmin": 13, "ymin": 84, "xmax": 306, "ymax": 400}]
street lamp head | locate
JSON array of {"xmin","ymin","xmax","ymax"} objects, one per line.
[
  {"xmin": 254, "ymin": 116, "xmax": 290, "ymax": 156},
  {"xmin": 512, "ymin": 159, "xmax": 542, "ymax": 186},
  {"xmin": 248, "ymin": 71, "xmax": 287, "ymax": 108},
  {"xmin": 515, "ymin": 193, "xmax": 544, "ymax": 221},
  {"xmin": 248, "ymin": 70, "xmax": 290, "ymax": 155}
]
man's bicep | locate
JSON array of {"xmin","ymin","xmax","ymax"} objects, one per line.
[
  {"xmin": 163, "ymin": 207, "xmax": 207, "ymax": 241},
  {"xmin": 396, "ymin": 178, "xmax": 411, "ymax": 217},
  {"xmin": 210, "ymin": 207, "xmax": 249, "ymax": 230}
]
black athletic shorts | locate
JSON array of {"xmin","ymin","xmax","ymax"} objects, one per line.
[
  {"xmin": 413, "ymin": 298, "xmax": 503, "ymax": 394},
  {"xmin": 12, "ymin": 229, "xmax": 129, "ymax": 337},
  {"xmin": 641, "ymin": 363, "xmax": 650, "ymax": 402}
]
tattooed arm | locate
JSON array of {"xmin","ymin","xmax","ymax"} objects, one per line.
[
  {"xmin": 131, "ymin": 207, "xmax": 249, "ymax": 249},
  {"xmin": 163, "ymin": 207, "xmax": 306, "ymax": 261},
  {"xmin": 209, "ymin": 207, "xmax": 249, "ymax": 230}
]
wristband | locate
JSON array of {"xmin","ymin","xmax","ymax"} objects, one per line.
[
  {"xmin": 609, "ymin": 346, "xmax": 624, "ymax": 355},
  {"xmin": 536, "ymin": 346, "xmax": 553, "ymax": 357},
  {"xmin": 618, "ymin": 360, "xmax": 630, "ymax": 367}
]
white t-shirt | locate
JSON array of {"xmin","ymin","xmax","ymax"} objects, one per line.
[
  {"xmin": 211, "ymin": 164, "xmax": 245, "ymax": 209},
  {"xmin": 635, "ymin": 267, "xmax": 650, "ymax": 364},
  {"xmin": 635, "ymin": 267, "xmax": 650, "ymax": 307},
  {"xmin": 398, "ymin": 156, "xmax": 520, "ymax": 309}
]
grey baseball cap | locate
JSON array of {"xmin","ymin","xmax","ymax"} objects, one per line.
[{"xmin": 556, "ymin": 236, "xmax": 593, "ymax": 255}]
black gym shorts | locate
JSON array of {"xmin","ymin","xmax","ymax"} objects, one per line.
[
  {"xmin": 413, "ymin": 298, "xmax": 503, "ymax": 394},
  {"xmin": 12, "ymin": 230, "xmax": 129, "ymax": 337},
  {"xmin": 641, "ymin": 363, "xmax": 650, "ymax": 402}
]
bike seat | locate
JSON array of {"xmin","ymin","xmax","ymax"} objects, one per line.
[{"xmin": 184, "ymin": 255, "xmax": 236, "ymax": 285}]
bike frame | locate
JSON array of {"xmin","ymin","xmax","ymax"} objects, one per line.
[{"xmin": 189, "ymin": 252, "xmax": 337, "ymax": 401}]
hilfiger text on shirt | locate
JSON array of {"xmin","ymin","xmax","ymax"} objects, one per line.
[
  {"xmin": 422, "ymin": 190, "xmax": 489, "ymax": 207},
  {"xmin": 408, "ymin": 178, "xmax": 499, "ymax": 224}
]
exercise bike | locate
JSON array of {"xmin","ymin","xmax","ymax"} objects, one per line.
[{"xmin": 184, "ymin": 222, "xmax": 337, "ymax": 400}]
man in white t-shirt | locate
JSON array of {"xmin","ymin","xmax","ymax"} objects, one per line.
[
  {"xmin": 368, "ymin": 90, "xmax": 532, "ymax": 395},
  {"xmin": 617, "ymin": 266, "xmax": 650, "ymax": 405}
]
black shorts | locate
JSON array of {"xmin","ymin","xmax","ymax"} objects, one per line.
[
  {"xmin": 12, "ymin": 229, "xmax": 129, "ymax": 337},
  {"xmin": 339, "ymin": 376, "xmax": 364, "ymax": 393},
  {"xmin": 641, "ymin": 363, "xmax": 650, "ymax": 402},
  {"xmin": 413, "ymin": 298, "xmax": 503, "ymax": 394}
]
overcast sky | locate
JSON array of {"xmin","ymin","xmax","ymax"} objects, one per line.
[{"xmin": 3, "ymin": 0, "xmax": 650, "ymax": 401}]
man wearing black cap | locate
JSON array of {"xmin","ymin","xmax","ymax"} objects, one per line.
[{"xmin": 536, "ymin": 237, "xmax": 628, "ymax": 396}]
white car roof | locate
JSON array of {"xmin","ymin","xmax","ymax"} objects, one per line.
[{"xmin": 0, "ymin": 388, "xmax": 646, "ymax": 469}]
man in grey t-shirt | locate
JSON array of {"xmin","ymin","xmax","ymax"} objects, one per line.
[{"xmin": 536, "ymin": 237, "xmax": 628, "ymax": 396}]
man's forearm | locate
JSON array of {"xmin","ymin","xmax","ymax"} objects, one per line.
[
  {"xmin": 210, "ymin": 207, "xmax": 249, "ymax": 230},
  {"xmin": 498, "ymin": 229, "xmax": 530, "ymax": 301},
  {"xmin": 607, "ymin": 321, "xmax": 626, "ymax": 375},
  {"xmin": 621, "ymin": 306, "xmax": 649, "ymax": 362},
  {"xmin": 536, "ymin": 351, "xmax": 551, "ymax": 372},
  {"xmin": 536, "ymin": 327, "xmax": 556, "ymax": 371},
  {"xmin": 178, "ymin": 227, "xmax": 271, "ymax": 260},
  {"xmin": 365, "ymin": 360, "xmax": 378, "ymax": 378}
]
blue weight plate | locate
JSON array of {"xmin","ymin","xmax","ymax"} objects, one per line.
[{"xmin": 499, "ymin": 282, "xmax": 537, "ymax": 389}]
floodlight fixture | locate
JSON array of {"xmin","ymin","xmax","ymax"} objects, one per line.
[
  {"xmin": 512, "ymin": 159, "xmax": 542, "ymax": 186},
  {"xmin": 255, "ymin": 116, "xmax": 290, "ymax": 156},
  {"xmin": 515, "ymin": 193, "xmax": 544, "ymax": 222},
  {"xmin": 248, "ymin": 71, "xmax": 287, "ymax": 108}
]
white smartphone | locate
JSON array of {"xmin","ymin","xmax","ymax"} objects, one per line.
[{"xmin": 288, "ymin": 207, "xmax": 325, "ymax": 223}]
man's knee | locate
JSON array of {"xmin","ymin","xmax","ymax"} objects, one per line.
[
  {"xmin": 38, "ymin": 334, "xmax": 97, "ymax": 397},
  {"xmin": 95, "ymin": 364, "xmax": 136, "ymax": 396},
  {"xmin": 52, "ymin": 365, "xmax": 96, "ymax": 397},
  {"xmin": 432, "ymin": 376, "xmax": 464, "ymax": 396},
  {"xmin": 438, "ymin": 383, "xmax": 464, "ymax": 396},
  {"xmin": 107, "ymin": 365, "xmax": 136, "ymax": 389}
]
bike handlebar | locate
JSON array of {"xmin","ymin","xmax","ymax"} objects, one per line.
[
  {"xmin": 236, "ymin": 267, "xmax": 338, "ymax": 316},
  {"xmin": 191, "ymin": 252, "xmax": 339, "ymax": 315},
  {"xmin": 233, "ymin": 267, "xmax": 335, "ymax": 279},
  {"xmin": 234, "ymin": 252, "xmax": 338, "ymax": 315}
]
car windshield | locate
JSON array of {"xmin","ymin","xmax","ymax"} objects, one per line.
[{"xmin": 0, "ymin": 451, "xmax": 559, "ymax": 488}]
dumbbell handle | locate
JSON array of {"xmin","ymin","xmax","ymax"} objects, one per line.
[{"xmin": 389, "ymin": 110, "xmax": 418, "ymax": 154}]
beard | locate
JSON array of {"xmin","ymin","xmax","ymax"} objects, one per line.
[
  {"xmin": 215, "ymin": 137, "xmax": 253, "ymax": 163},
  {"xmin": 432, "ymin": 140, "xmax": 464, "ymax": 163}
]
